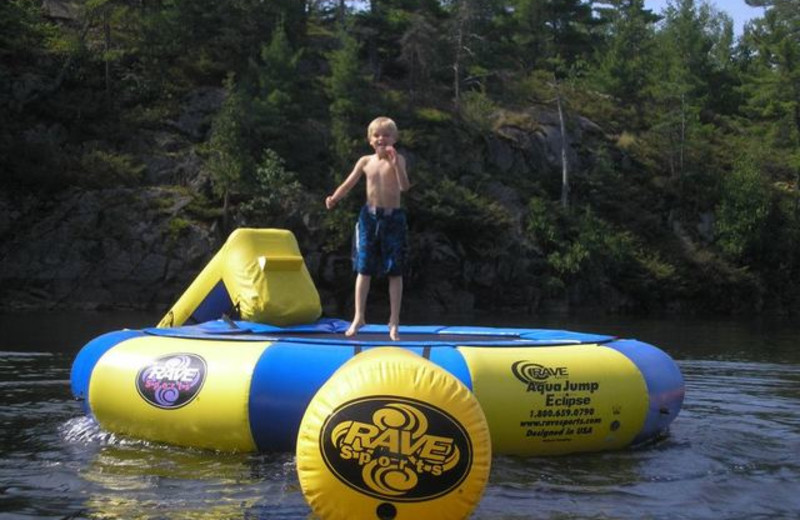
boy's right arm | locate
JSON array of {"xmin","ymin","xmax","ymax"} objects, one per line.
[{"xmin": 326, "ymin": 157, "xmax": 367, "ymax": 209}]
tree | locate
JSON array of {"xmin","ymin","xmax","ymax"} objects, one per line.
[
  {"xmin": 648, "ymin": 0, "xmax": 732, "ymax": 178},
  {"xmin": 399, "ymin": 11, "xmax": 440, "ymax": 104},
  {"xmin": 448, "ymin": 0, "xmax": 476, "ymax": 109},
  {"xmin": 715, "ymin": 154, "xmax": 771, "ymax": 262},
  {"xmin": 137, "ymin": 0, "xmax": 306, "ymax": 86},
  {"xmin": 0, "ymin": 0, "xmax": 57, "ymax": 184},
  {"xmin": 740, "ymin": 0, "xmax": 800, "ymax": 212},
  {"xmin": 591, "ymin": 0, "xmax": 659, "ymax": 126},
  {"xmin": 239, "ymin": 149, "xmax": 308, "ymax": 228},
  {"xmin": 326, "ymin": 28, "xmax": 370, "ymax": 169},
  {"xmin": 505, "ymin": 0, "xmax": 599, "ymax": 73},
  {"xmin": 248, "ymin": 22, "xmax": 305, "ymax": 171},
  {"xmin": 206, "ymin": 76, "xmax": 252, "ymax": 231},
  {"xmin": 444, "ymin": 0, "xmax": 505, "ymax": 109}
]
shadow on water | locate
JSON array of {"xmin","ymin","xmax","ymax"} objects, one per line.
[{"xmin": 1, "ymin": 310, "xmax": 800, "ymax": 519}]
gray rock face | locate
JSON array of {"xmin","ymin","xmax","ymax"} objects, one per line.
[
  {"xmin": 0, "ymin": 187, "xmax": 215, "ymax": 311},
  {"xmin": 165, "ymin": 87, "xmax": 226, "ymax": 142}
]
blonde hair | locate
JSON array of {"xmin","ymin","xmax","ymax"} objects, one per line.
[{"xmin": 367, "ymin": 117, "xmax": 398, "ymax": 141}]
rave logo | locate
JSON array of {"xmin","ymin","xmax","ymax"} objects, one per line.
[
  {"xmin": 136, "ymin": 354, "xmax": 206, "ymax": 409},
  {"xmin": 511, "ymin": 361, "xmax": 569, "ymax": 391},
  {"xmin": 320, "ymin": 396, "xmax": 472, "ymax": 502}
]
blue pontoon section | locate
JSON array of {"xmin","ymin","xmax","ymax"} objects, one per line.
[
  {"xmin": 245, "ymin": 331, "xmax": 477, "ymax": 452},
  {"xmin": 248, "ymin": 342, "xmax": 353, "ymax": 452},
  {"xmin": 607, "ymin": 339, "xmax": 685, "ymax": 444},
  {"xmin": 70, "ymin": 329, "xmax": 146, "ymax": 413}
]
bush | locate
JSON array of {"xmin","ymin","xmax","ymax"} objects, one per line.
[
  {"xmin": 715, "ymin": 155, "xmax": 770, "ymax": 262},
  {"xmin": 77, "ymin": 149, "xmax": 145, "ymax": 188},
  {"xmin": 238, "ymin": 148, "xmax": 311, "ymax": 228}
]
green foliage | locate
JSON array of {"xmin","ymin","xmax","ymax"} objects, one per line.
[
  {"xmin": 184, "ymin": 194, "xmax": 223, "ymax": 222},
  {"xmin": 715, "ymin": 155, "xmax": 771, "ymax": 262},
  {"xmin": 399, "ymin": 11, "xmax": 442, "ymax": 101},
  {"xmin": 415, "ymin": 107, "xmax": 453, "ymax": 124},
  {"xmin": 206, "ymin": 76, "xmax": 251, "ymax": 199},
  {"xmin": 239, "ymin": 149, "xmax": 307, "ymax": 227},
  {"xmin": 327, "ymin": 28, "xmax": 370, "ymax": 169},
  {"xmin": 643, "ymin": 0, "xmax": 733, "ymax": 181},
  {"xmin": 738, "ymin": 1, "xmax": 800, "ymax": 190},
  {"xmin": 525, "ymin": 198, "xmax": 683, "ymax": 309},
  {"xmin": 167, "ymin": 217, "xmax": 191, "ymax": 242},
  {"xmin": 136, "ymin": 0, "xmax": 304, "ymax": 86},
  {"xmin": 247, "ymin": 22, "xmax": 305, "ymax": 166},
  {"xmin": 503, "ymin": 0, "xmax": 599, "ymax": 73},
  {"xmin": 414, "ymin": 178, "xmax": 512, "ymax": 244},
  {"xmin": 590, "ymin": 0, "xmax": 659, "ymax": 126},
  {"xmin": 321, "ymin": 206, "xmax": 357, "ymax": 254},
  {"xmin": 460, "ymin": 91, "xmax": 498, "ymax": 134},
  {"xmin": 0, "ymin": 0, "xmax": 52, "ymax": 57},
  {"xmin": 77, "ymin": 149, "xmax": 145, "ymax": 188}
]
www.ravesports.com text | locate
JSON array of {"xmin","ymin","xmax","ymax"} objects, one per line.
[{"xmin": 519, "ymin": 416, "xmax": 602, "ymax": 428}]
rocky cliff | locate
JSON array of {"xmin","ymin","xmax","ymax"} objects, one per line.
[{"xmin": 0, "ymin": 88, "xmax": 608, "ymax": 315}]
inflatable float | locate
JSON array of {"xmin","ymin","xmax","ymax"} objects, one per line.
[{"xmin": 70, "ymin": 228, "xmax": 684, "ymax": 519}]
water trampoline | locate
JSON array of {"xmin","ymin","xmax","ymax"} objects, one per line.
[{"xmin": 69, "ymin": 228, "xmax": 685, "ymax": 519}]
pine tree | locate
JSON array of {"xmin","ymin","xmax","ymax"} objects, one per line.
[
  {"xmin": 399, "ymin": 10, "xmax": 440, "ymax": 104},
  {"xmin": 207, "ymin": 76, "xmax": 252, "ymax": 231},
  {"xmin": 502, "ymin": 0, "xmax": 598, "ymax": 73},
  {"xmin": 740, "ymin": 0, "xmax": 800, "ymax": 209},
  {"xmin": 327, "ymin": 28, "xmax": 370, "ymax": 169},
  {"xmin": 249, "ymin": 22, "xmax": 303, "ymax": 170},
  {"xmin": 648, "ymin": 0, "xmax": 733, "ymax": 178},
  {"xmin": 591, "ymin": 0, "xmax": 659, "ymax": 127}
]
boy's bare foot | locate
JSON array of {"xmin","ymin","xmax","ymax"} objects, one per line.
[
  {"xmin": 345, "ymin": 320, "xmax": 365, "ymax": 337},
  {"xmin": 389, "ymin": 323, "xmax": 400, "ymax": 341}
]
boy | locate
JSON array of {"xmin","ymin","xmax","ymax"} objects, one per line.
[{"xmin": 325, "ymin": 117, "xmax": 411, "ymax": 341}]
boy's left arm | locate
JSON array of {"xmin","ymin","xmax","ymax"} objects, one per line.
[{"xmin": 390, "ymin": 150, "xmax": 411, "ymax": 192}]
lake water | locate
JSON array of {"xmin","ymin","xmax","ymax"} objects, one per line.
[{"xmin": 1, "ymin": 311, "xmax": 799, "ymax": 519}]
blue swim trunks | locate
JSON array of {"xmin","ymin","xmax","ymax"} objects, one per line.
[{"xmin": 352, "ymin": 205, "xmax": 407, "ymax": 277}]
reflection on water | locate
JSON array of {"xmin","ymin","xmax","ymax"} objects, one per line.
[
  {"xmin": 1, "ymin": 312, "xmax": 800, "ymax": 519},
  {"xmin": 76, "ymin": 434, "xmax": 300, "ymax": 520}
]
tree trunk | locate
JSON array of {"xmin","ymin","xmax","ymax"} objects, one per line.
[
  {"xmin": 104, "ymin": 7, "xmax": 111, "ymax": 107},
  {"xmin": 679, "ymin": 92, "xmax": 686, "ymax": 178},
  {"xmin": 222, "ymin": 188, "xmax": 230, "ymax": 233},
  {"xmin": 556, "ymin": 86, "xmax": 569, "ymax": 209},
  {"xmin": 794, "ymin": 92, "xmax": 800, "ymax": 216},
  {"xmin": 453, "ymin": 18, "xmax": 463, "ymax": 110},
  {"xmin": 368, "ymin": 0, "xmax": 381, "ymax": 80}
]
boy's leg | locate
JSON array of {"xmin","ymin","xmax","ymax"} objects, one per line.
[
  {"xmin": 346, "ymin": 273, "xmax": 370, "ymax": 337},
  {"xmin": 388, "ymin": 275, "xmax": 403, "ymax": 341}
]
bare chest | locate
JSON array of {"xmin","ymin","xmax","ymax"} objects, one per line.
[{"xmin": 363, "ymin": 159, "xmax": 397, "ymax": 185}]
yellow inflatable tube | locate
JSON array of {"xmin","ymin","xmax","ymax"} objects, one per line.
[
  {"xmin": 297, "ymin": 347, "xmax": 491, "ymax": 520},
  {"xmin": 461, "ymin": 345, "xmax": 649, "ymax": 455},
  {"xmin": 88, "ymin": 336, "xmax": 268, "ymax": 451}
]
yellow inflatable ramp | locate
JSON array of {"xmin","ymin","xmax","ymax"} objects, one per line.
[{"xmin": 158, "ymin": 228, "xmax": 321, "ymax": 327}]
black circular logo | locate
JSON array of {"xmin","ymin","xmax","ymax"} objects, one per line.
[
  {"xmin": 319, "ymin": 396, "xmax": 473, "ymax": 502},
  {"xmin": 136, "ymin": 353, "xmax": 207, "ymax": 409}
]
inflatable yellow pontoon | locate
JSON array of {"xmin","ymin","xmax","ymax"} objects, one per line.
[{"xmin": 70, "ymin": 229, "xmax": 684, "ymax": 519}]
